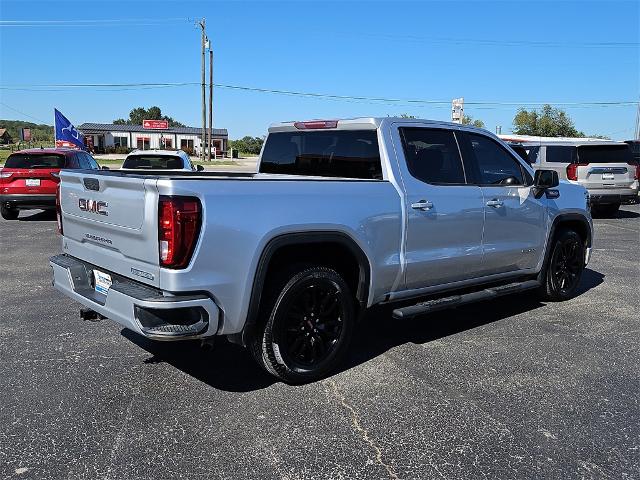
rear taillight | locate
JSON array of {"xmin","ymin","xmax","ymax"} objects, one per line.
[
  {"xmin": 630, "ymin": 163, "xmax": 640, "ymax": 180},
  {"xmin": 158, "ymin": 196, "xmax": 201, "ymax": 269},
  {"xmin": 0, "ymin": 170, "xmax": 12, "ymax": 181},
  {"xmin": 55, "ymin": 184, "xmax": 63, "ymax": 235},
  {"xmin": 566, "ymin": 163, "xmax": 588, "ymax": 181},
  {"xmin": 51, "ymin": 172, "xmax": 60, "ymax": 179}
]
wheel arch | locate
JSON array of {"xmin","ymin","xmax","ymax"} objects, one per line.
[
  {"xmin": 239, "ymin": 231, "xmax": 372, "ymax": 346},
  {"xmin": 538, "ymin": 212, "xmax": 592, "ymax": 280}
]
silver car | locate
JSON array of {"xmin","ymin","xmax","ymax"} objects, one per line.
[{"xmin": 514, "ymin": 139, "xmax": 638, "ymax": 216}]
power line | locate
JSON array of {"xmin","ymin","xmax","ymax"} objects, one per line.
[
  {"xmin": 332, "ymin": 31, "xmax": 640, "ymax": 48},
  {"xmin": 0, "ymin": 18, "xmax": 192, "ymax": 27},
  {"xmin": 1, "ymin": 82, "xmax": 637, "ymax": 110},
  {"xmin": 0, "ymin": 102, "xmax": 49, "ymax": 124}
]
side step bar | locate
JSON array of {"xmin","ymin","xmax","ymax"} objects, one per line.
[{"xmin": 392, "ymin": 280, "xmax": 540, "ymax": 320}]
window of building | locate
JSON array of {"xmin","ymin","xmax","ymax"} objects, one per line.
[
  {"xmin": 136, "ymin": 137, "xmax": 150, "ymax": 150},
  {"xmin": 161, "ymin": 137, "xmax": 173, "ymax": 149},
  {"xmin": 114, "ymin": 136, "xmax": 128, "ymax": 148},
  {"xmin": 399, "ymin": 128, "xmax": 466, "ymax": 184},
  {"xmin": 180, "ymin": 139, "xmax": 195, "ymax": 155}
]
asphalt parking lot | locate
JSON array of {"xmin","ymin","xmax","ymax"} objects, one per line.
[{"xmin": 0, "ymin": 205, "xmax": 638, "ymax": 480}]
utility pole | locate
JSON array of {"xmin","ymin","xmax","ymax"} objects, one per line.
[
  {"xmin": 198, "ymin": 18, "xmax": 206, "ymax": 161},
  {"xmin": 635, "ymin": 101, "xmax": 640, "ymax": 140},
  {"xmin": 208, "ymin": 47, "xmax": 213, "ymax": 161}
]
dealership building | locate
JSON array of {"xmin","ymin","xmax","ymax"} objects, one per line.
[{"xmin": 77, "ymin": 122, "xmax": 228, "ymax": 155}]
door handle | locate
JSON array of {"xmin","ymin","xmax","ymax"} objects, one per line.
[
  {"xmin": 411, "ymin": 200, "xmax": 434, "ymax": 211},
  {"xmin": 486, "ymin": 199, "xmax": 504, "ymax": 208}
]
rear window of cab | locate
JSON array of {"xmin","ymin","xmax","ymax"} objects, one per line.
[
  {"xmin": 5, "ymin": 153, "xmax": 66, "ymax": 169},
  {"xmin": 260, "ymin": 130, "xmax": 383, "ymax": 180}
]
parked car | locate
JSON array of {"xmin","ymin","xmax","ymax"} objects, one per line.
[
  {"xmin": 51, "ymin": 117, "xmax": 592, "ymax": 383},
  {"xmin": 501, "ymin": 136, "xmax": 638, "ymax": 216},
  {"xmin": 0, "ymin": 148, "xmax": 100, "ymax": 220},
  {"xmin": 625, "ymin": 140, "xmax": 640, "ymax": 164},
  {"xmin": 121, "ymin": 149, "xmax": 203, "ymax": 172}
]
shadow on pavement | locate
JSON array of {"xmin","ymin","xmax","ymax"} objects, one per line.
[
  {"xmin": 121, "ymin": 328, "xmax": 277, "ymax": 392},
  {"xmin": 121, "ymin": 268, "xmax": 605, "ymax": 391},
  {"xmin": 615, "ymin": 208, "xmax": 640, "ymax": 219},
  {"xmin": 17, "ymin": 210, "xmax": 56, "ymax": 222}
]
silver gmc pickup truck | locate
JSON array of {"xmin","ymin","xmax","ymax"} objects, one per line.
[{"xmin": 51, "ymin": 117, "xmax": 593, "ymax": 383}]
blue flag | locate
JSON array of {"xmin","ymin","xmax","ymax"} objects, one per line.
[{"xmin": 54, "ymin": 109, "xmax": 84, "ymax": 149}]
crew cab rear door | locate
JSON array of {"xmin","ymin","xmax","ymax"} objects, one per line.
[
  {"xmin": 58, "ymin": 170, "xmax": 161, "ymax": 288},
  {"xmin": 392, "ymin": 125, "xmax": 485, "ymax": 289}
]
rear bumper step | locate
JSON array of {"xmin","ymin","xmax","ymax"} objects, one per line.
[
  {"xmin": 50, "ymin": 254, "xmax": 219, "ymax": 340},
  {"xmin": 392, "ymin": 280, "xmax": 540, "ymax": 320}
]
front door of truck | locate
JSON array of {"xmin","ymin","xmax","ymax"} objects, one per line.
[
  {"xmin": 458, "ymin": 131, "xmax": 546, "ymax": 274},
  {"xmin": 392, "ymin": 125, "xmax": 485, "ymax": 290}
]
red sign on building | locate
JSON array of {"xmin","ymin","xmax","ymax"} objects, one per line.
[{"xmin": 142, "ymin": 119, "xmax": 169, "ymax": 130}]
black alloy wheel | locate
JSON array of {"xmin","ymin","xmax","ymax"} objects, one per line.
[
  {"xmin": 540, "ymin": 229, "xmax": 585, "ymax": 301},
  {"xmin": 251, "ymin": 266, "xmax": 355, "ymax": 383},
  {"xmin": 279, "ymin": 278, "xmax": 345, "ymax": 369}
]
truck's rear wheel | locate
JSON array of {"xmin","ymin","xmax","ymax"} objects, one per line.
[
  {"xmin": 1, "ymin": 205, "xmax": 18, "ymax": 220},
  {"xmin": 539, "ymin": 229, "xmax": 585, "ymax": 301},
  {"xmin": 251, "ymin": 266, "xmax": 355, "ymax": 383}
]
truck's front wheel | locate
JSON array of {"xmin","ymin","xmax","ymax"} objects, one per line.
[
  {"xmin": 251, "ymin": 266, "xmax": 355, "ymax": 383},
  {"xmin": 539, "ymin": 229, "xmax": 585, "ymax": 301}
]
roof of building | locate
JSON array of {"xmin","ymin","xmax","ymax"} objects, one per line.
[
  {"xmin": 78, "ymin": 123, "xmax": 228, "ymax": 136},
  {"xmin": 0, "ymin": 128, "xmax": 11, "ymax": 137}
]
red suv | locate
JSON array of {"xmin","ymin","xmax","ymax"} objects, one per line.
[{"xmin": 0, "ymin": 148, "xmax": 101, "ymax": 220}]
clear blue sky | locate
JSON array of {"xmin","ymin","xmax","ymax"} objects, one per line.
[{"xmin": 1, "ymin": 0, "xmax": 638, "ymax": 139}]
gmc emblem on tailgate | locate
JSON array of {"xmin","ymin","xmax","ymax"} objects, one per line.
[{"xmin": 78, "ymin": 198, "xmax": 109, "ymax": 216}]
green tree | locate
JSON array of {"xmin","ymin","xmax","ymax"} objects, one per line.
[
  {"xmin": 513, "ymin": 104, "xmax": 583, "ymax": 137},
  {"xmin": 113, "ymin": 106, "xmax": 185, "ymax": 127},
  {"xmin": 398, "ymin": 113, "xmax": 417, "ymax": 119},
  {"xmin": 0, "ymin": 119, "xmax": 54, "ymax": 144},
  {"xmin": 229, "ymin": 136, "xmax": 264, "ymax": 155},
  {"xmin": 462, "ymin": 115, "xmax": 485, "ymax": 129}
]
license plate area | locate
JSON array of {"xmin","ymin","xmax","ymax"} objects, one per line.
[
  {"xmin": 93, "ymin": 270, "xmax": 112, "ymax": 295},
  {"xmin": 25, "ymin": 179, "xmax": 41, "ymax": 187}
]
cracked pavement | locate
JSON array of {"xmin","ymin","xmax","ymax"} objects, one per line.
[{"xmin": 1, "ymin": 205, "xmax": 638, "ymax": 479}]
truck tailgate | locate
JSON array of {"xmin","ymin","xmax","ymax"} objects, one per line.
[{"xmin": 59, "ymin": 170, "xmax": 161, "ymax": 288}]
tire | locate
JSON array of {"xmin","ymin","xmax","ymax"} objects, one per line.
[
  {"xmin": 0, "ymin": 205, "xmax": 18, "ymax": 220},
  {"xmin": 539, "ymin": 229, "xmax": 585, "ymax": 301},
  {"xmin": 593, "ymin": 203, "xmax": 620, "ymax": 218},
  {"xmin": 250, "ymin": 266, "xmax": 356, "ymax": 384}
]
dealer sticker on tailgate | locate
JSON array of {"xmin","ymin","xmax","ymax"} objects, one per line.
[{"xmin": 93, "ymin": 270, "xmax": 112, "ymax": 295}]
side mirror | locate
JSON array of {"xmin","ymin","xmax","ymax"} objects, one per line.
[
  {"xmin": 196, "ymin": 164, "xmax": 204, "ymax": 172},
  {"xmin": 101, "ymin": 165, "xmax": 110, "ymax": 170},
  {"xmin": 534, "ymin": 169, "xmax": 558, "ymax": 189}
]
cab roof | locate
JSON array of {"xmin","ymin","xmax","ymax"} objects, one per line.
[{"xmin": 268, "ymin": 117, "xmax": 485, "ymax": 133}]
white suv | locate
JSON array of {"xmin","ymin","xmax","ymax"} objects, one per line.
[
  {"xmin": 502, "ymin": 137, "xmax": 639, "ymax": 216},
  {"xmin": 121, "ymin": 149, "xmax": 203, "ymax": 172}
]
